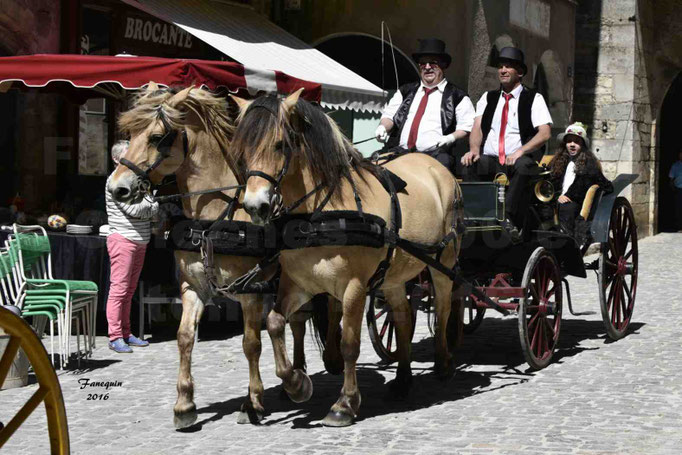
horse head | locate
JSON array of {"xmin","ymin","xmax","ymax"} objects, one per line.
[
  {"xmin": 233, "ymin": 88, "xmax": 364, "ymax": 225},
  {"xmin": 109, "ymin": 83, "xmax": 194, "ymax": 203}
]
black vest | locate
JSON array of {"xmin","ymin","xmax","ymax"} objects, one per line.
[
  {"xmin": 390, "ymin": 81, "xmax": 468, "ymax": 145},
  {"xmin": 481, "ymin": 86, "xmax": 546, "ymax": 161}
]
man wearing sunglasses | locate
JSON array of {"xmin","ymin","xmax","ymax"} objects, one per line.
[{"xmin": 375, "ymin": 38, "xmax": 475, "ymax": 173}]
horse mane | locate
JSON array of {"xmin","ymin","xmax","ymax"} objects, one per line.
[
  {"xmin": 233, "ymin": 95, "xmax": 375, "ymax": 202},
  {"xmin": 118, "ymin": 86, "xmax": 241, "ymax": 181}
]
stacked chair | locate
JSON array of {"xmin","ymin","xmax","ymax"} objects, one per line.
[{"xmin": 0, "ymin": 225, "xmax": 98, "ymax": 369}]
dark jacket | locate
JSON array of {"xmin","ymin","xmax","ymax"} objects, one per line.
[{"xmin": 552, "ymin": 156, "xmax": 613, "ymax": 205}]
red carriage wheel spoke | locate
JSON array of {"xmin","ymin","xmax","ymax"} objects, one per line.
[
  {"xmin": 529, "ymin": 282, "xmax": 540, "ymax": 302},
  {"xmin": 546, "ymin": 283, "xmax": 557, "ymax": 299},
  {"xmin": 374, "ymin": 308, "xmax": 387, "ymax": 320},
  {"xmin": 622, "ymin": 278, "xmax": 633, "ymax": 303},
  {"xmin": 386, "ymin": 324, "xmax": 394, "ymax": 351},
  {"xmin": 530, "ymin": 316, "xmax": 541, "ymax": 352},
  {"xmin": 543, "ymin": 316, "xmax": 556, "ymax": 345},
  {"xmin": 379, "ymin": 318, "xmax": 390, "ymax": 338},
  {"xmin": 611, "ymin": 277, "xmax": 623, "ymax": 326}
]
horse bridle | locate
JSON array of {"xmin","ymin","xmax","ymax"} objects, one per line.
[
  {"xmin": 244, "ymin": 104, "xmax": 297, "ymax": 217},
  {"xmin": 119, "ymin": 110, "xmax": 189, "ymax": 193}
]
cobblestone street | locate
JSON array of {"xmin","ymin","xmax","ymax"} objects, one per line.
[{"xmin": 2, "ymin": 233, "xmax": 681, "ymax": 454}]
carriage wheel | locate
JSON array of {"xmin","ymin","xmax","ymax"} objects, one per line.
[
  {"xmin": 0, "ymin": 307, "xmax": 69, "ymax": 454},
  {"xmin": 366, "ymin": 288, "xmax": 419, "ymax": 364},
  {"xmin": 599, "ymin": 197, "xmax": 638, "ymax": 340},
  {"xmin": 518, "ymin": 247, "xmax": 563, "ymax": 370},
  {"xmin": 462, "ymin": 289, "xmax": 486, "ymax": 334}
]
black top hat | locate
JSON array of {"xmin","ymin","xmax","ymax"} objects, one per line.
[
  {"xmin": 412, "ymin": 38, "xmax": 452, "ymax": 68},
  {"xmin": 498, "ymin": 47, "xmax": 527, "ymax": 74}
]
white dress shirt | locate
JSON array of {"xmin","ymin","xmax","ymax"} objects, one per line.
[
  {"xmin": 562, "ymin": 161, "xmax": 576, "ymax": 195},
  {"xmin": 475, "ymin": 84, "xmax": 553, "ymax": 157},
  {"xmin": 381, "ymin": 79, "xmax": 476, "ymax": 152}
]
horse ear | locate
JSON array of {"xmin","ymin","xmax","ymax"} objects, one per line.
[
  {"xmin": 146, "ymin": 81, "xmax": 159, "ymax": 93},
  {"xmin": 167, "ymin": 86, "xmax": 194, "ymax": 108},
  {"xmin": 282, "ymin": 88, "xmax": 304, "ymax": 114},
  {"xmin": 229, "ymin": 94, "xmax": 252, "ymax": 113}
]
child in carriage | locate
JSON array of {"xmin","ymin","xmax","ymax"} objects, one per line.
[{"xmin": 548, "ymin": 123, "xmax": 613, "ymax": 240}]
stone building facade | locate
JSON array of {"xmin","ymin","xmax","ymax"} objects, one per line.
[
  {"xmin": 269, "ymin": 0, "xmax": 682, "ymax": 237},
  {"xmin": 272, "ymin": 0, "xmax": 577, "ymax": 141},
  {"xmin": 574, "ymin": 0, "xmax": 682, "ymax": 235}
]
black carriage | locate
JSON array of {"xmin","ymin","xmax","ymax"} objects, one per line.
[{"xmin": 367, "ymin": 164, "xmax": 639, "ymax": 370}]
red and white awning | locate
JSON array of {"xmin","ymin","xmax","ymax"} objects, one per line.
[{"xmin": 0, "ymin": 54, "xmax": 321, "ymax": 102}]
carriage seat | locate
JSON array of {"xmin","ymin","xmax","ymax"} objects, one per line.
[
  {"xmin": 539, "ymin": 155, "xmax": 554, "ymax": 168},
  {"xmin": 580, "ymin": 184, "xmax": 601, "ymax": 220}
]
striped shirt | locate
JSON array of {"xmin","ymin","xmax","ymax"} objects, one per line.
[{"xmin": 105, "ymin": 174, "xmax": 159, "ymax": 244}]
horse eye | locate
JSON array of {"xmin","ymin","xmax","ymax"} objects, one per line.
[{"xmin": 149, "ymin": 134, "xmax": 164, "ymax": 146}]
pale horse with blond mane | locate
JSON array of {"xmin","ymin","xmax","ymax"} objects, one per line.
[
  {"xmin": 108, "ymin": 83, "xmax": 337, "ymax": 429},
  {"xmin": 232, "ymin": 88, "xmax": 465, "ymax": 427}
]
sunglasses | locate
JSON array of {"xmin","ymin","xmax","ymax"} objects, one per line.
[{"xmin": 419, "ymin": 60, "xmax": 441, "ymax": 68}]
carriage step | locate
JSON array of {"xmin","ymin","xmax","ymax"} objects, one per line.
[{"xmin": 584, "ymin": 259, "xmax": 600, "ymax": 270}]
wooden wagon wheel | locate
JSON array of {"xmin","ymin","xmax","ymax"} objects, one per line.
[
  {"xmin": 0, "ymin": 306, "xmax": 69, "ymax": 454},
  {"xmin": 367, "ymin": 284, "xmax": 422, "ymax": 363},
  {"xmin": 462, "ymin": 282, "xmax": 486, "ymax": 334},
  {"xmin": 599, "ymin": 197, "xmax": 638, "ymax": 340},
  {"xmin": 518, "ymin": 247, "xmax": 563, "ymax": 370}
]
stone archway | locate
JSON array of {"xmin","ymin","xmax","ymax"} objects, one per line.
[
  {"xmin": 312, "ymin": 32, "xmax": 419, "ymax": 91},
  {"xmin": 536, "ymin": 50, "xmax": 569, "ymax": 137},
  {"xmin": 656, "ymin": 72, "xmax": 682, "ymax": 233}
]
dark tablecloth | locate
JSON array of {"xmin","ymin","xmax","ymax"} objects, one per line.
[{"xmin": 1, "ymin": 230, "xmax": 177, "ymax": 333}]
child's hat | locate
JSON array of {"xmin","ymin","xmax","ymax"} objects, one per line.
[{"xmin": 557, "ymin": 122, "xmax": 589, "ymax": 148}]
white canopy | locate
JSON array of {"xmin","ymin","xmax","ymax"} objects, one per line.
[{"xmin": 123, "ymin": 0, "xmax": 387, "ymax": 113}]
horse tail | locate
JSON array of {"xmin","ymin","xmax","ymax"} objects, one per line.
[{"xmin": 308, "ymin": 293, "xmax": 329, "ymax": 354}]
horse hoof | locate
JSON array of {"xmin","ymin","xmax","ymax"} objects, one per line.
[
  {"xmin": 237, "ymin": 408, "xmax": 265, "ymax": 425},
  {"xmin": 286, "ymin": 369, "xmax": 313, "ymax": 403},
  {"xmin": 321, "ymin": 410, "xmax": 355, "ymax": 427},
  {"xmin": 173, "ymin": 408, "xmax": 198, "ymax": 429}
]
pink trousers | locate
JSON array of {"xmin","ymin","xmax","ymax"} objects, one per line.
[{"xmin": 106, "ymin": 233, "xmax": 147, "ymax": 341}]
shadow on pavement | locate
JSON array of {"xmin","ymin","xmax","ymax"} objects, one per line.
[{"xmin": 183, "ymin": 317, "xmax": 645, "ymax": 430}]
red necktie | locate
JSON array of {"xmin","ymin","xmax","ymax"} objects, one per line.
[
  {"xmin": 498, "ymin": 92, "xmax": 513, "ymax": 165},
  {"xmin": 407, "ymin": 87, "xmax": 437, "ymax": 149}
]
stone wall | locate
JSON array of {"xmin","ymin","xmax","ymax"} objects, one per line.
[{"xmin": 574, "ymin": 0, "xmax": 682, "ymax": 237}]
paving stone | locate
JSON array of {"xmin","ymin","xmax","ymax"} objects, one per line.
[{"xmin": 2, "ymin": 234, "xmax": 682, "ymax": 454}]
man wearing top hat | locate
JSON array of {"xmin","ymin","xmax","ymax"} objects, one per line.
[
  {"xmin": 461, "ymin": 46, "xmax": 553, "ymax": 241},
  {"xmin": 375, "ymin": 38, "xmax": 476, "ymax": 172}
]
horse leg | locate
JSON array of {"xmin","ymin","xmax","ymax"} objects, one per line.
[
  {"xmin": 290, "ymin": 314, "xmax": 307, "ymax": 371},
  {"xmin": 322, "ymin": 279, "xmax": 366, "ymax": 427},
  {"xmin": 173, "ymin": 284, "xmax": 205, "ymax": 429},
  {"xmin": 382, "ymin": 287, "xmax": 413, "ymax": 397},
  {"xmin": 237, "ymin": 295, "xmax": 265, "ymax": 424},
  {"xmin": 322, "ymin": 296, "xmax": 344, "ymax": 375},
  {"xmin": 267, "ymin": 275, "xmax": 313, "ymax": 403}
]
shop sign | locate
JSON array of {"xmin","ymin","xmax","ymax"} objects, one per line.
[{"xmin": 123, "ymin": 16, "xmax": 195, "ymax": 50}]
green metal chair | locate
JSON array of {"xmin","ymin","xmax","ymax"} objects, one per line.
[
  {"xmin": 10, "ymin": 225, "xmax": 98, "ymax": 367},
  {"xmin": 1, "ymin": 248, "xmax": 62, "ymax": 367}
]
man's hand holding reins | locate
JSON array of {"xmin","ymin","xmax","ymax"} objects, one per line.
[{"xmin": 375, "ymin": 125, "xmax": 389, "ymax": 143}]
